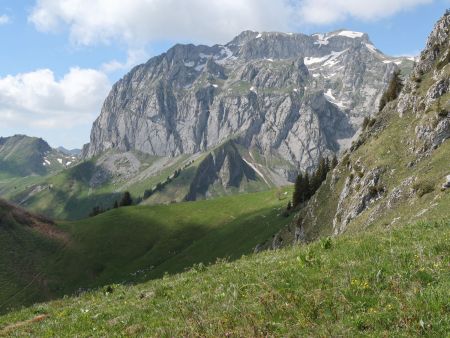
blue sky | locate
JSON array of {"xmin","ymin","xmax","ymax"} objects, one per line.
[{"xmin": 0, "ymin": 0, "xmax": 449, "ymax": 149}]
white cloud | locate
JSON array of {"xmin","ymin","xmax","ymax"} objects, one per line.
[
  {"xmin": 29, "ymin": 0, "xmax": 292, "ymax": 46},
  {"xmin": 297, "ymin": 0, "xmax": 434, "ymax": 25},
  {"xmin": 0, "ymin": 14, "xmax": 11, "ymax": 25},
  {"xmin": 29, "ymin": 0, "xmax": 436, "ymax": 45},
  {"xmin": 102, "ymin": 48, "xmax": 150, "ymax": 73},
  {"xmin": 0, "ymin": 68, "xmax": 110, "ymax": 130}
]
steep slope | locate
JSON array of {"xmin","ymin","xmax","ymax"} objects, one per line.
[
  {"xmin": 83, "ymin": 29, "xmax": 413, "ymax": 175},
  {"xmin": 271, "ymin": 13, "xmax": 450, "ymax": 246},
  {"xmin": 1, "ymin": 218, "xmax": 448, "ymax": 336},
  {"xmin": 0, "ymin": 188, "xmax": 293, "ymax": 313},
  {"xmin": 0, "ymin": 199, "xmax": 68, "ymax": 313}
]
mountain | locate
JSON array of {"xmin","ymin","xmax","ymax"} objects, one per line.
[
  {"xmin": 263, "ymin": 12, "xmax": 450, "ymax": 248},
  {"xmin": 82, "ymin": 29, "xmax": 413, "ymax": 177},
  {"xmin": 0, "ymin": 30, "xmax": 415, "ymax": 218},
  {"xmin": 0, "ymin": 135, "xmax": 78, "ymax": 178},
  {"xmin": 56, "ymin": 147, "xmax": 81, "ymax": 157}
]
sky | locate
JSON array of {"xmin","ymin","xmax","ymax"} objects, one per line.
[{"xmin": 0, "ymin": 0, "xmax": 449, "ymax": 149}]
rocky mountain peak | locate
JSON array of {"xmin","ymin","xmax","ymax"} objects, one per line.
[{"xmin": 83, "ymin": 28, "xmax": 414, "ymax": 178}]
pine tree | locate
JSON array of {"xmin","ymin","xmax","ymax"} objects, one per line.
[
  {"xmin": 287, "ymin": 200, "xmax": 292, "ymax": 211},
  {"xmin": 119, "ymin": 191, "xmax": 133, "ymax": 207},
  {"xmin": 304, "ymin": 172, "xmax": 311, "ymax": 200},
  {"xmin": 379, "ymin": 70, "xmax": 403, "ymax": 111},
  {"xmin": 293, "ymin": 172, "xmax": 303, "ymax": 207}
]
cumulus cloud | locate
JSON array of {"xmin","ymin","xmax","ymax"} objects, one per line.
[
  {"xmin": 0, "ymin": 68, "xmax": 110, "ymax": 130},
  {"xmin": 101, "ymin": 48, "xmax": 150, "ymax": 73},
  {"xmin": 29, "ymin": 0, "xmax": 292, "ymax": 45},
  {"xmin": 297, "ymin": 0, "xmax": 434, "ymax": 25},
  {"xmin": 0, "ymin": 14, "xmax": 11, "ymax": 25},
  {"xmin": 29, "ymin": 0, "xmax": 435, "ymax": 46}
]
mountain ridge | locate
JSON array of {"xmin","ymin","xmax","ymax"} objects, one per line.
[{"xmin": 82, "ymin": 29, "xmax": 413, "ymax": 177}]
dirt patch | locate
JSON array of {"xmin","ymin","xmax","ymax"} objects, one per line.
[{"xmin": 0, "ymin": 314, "xmax": 48, "ymax": 335}]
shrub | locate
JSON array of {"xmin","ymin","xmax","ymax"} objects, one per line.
[{"xmin": 412, "ymin": 181, "xmax": 435, "ymax": 197}]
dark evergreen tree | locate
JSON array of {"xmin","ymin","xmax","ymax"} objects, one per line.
[
  {"xmin": 379, "ymin": 70, "xmax": 403, "ymax": 111},
  {"xmin": 113, "ymin": 200, "xmax": 119, "ymax": 209},
  {"xmin": 303, "ymin": 172, "xmax": 311, "ymax": 200},
  {"xmin": 287, "ymin": 200, "xmax": 292, "ymax": 211},
  {"xmin": 143, "ymin": 189, "xmax": 153, "ymax": 199},
  {"xmin": 119, "ymin": 191, "xmax": 133, "ymax": 207},
  {"xmin": 293, "ymin": 172, "xmax": 303, "ymax": 207}
]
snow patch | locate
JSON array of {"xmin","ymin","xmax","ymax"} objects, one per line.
[
  {"xmin": 57, "ymin": 158, "xmax": 63, "ymax": 164},
  {"xmin": 242, "ymin": 158, "xmax": 270, "ymax": 186},
  {"xmin": 313, "ymin": 33, "xmax": 329, "ymax": 46},
  {"xmin": 211, "ymin": 84, "xmax": 219, "ymax": 88},
  {"xmin": 337, "ymin": 30, "xmax": 364, "ymax": 38},
  {"xmin": 265, "ymin": 58, "xmax": 274, "ymax": 62},
  {"xmin": 256, "ymin": 33, "xmax": 262, "ymax": 39},
  {"xmin": 364, "ymin": 43, "xmax": 378, "ymax": 54},
  {"xmin": 184, "ymin": 61, "xmax": 195, "ymax": 67},
  {"xmin": 324, "ymin": 89, "xmax": 347, "ymax": 109},
  {"xmin": 250, "ymin": 86, "xmax": 257, "ymax": 93}
]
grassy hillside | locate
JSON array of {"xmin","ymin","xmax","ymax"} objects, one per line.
[
  {"xmin": 0, "ymin": 188, "xmax": 293, "ymax": 314},
  {"xmin": 0, "ymin": 135, "xmax": 72, "ymax": 178},
  {"xmin": 0, "ymin": 200, "xmax": 68, "ymax": 313},
  {"xmin": 1, "ymin": 219, "xmax": 448, "ymax": 336}
]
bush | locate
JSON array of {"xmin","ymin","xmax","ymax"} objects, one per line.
[{"xmin": 412, "ymin": 181, "xmax": 435, "ymax": 197}]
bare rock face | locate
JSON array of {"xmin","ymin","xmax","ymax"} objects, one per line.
[{"xmin": 83, "ymin": 30, "xmax": 412, "ymax": 176}]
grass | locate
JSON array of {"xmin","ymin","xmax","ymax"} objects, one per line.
[
  {"xmin": 0, "ymin": 188, "xmax": 293, "ymax": 314},
  {"xmin": 1, "ymin": 219, "xmax": 448, "ymax": 336}
]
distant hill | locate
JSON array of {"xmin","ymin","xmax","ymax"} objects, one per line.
[
  {"xmin": 0, "ymin": 135, "xmax": 78, "ymax": 178},
  {"xmin": 56, "ymin": 147, "xmax": 81, "ymax": 157}
]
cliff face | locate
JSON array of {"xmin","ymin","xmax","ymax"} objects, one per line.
[
  {"xmin": 83, "ymin": 30, "xmax": 411, "ymax": 175},
  {"xmin": 264, "ymin": 13, "xmax": 450, "ymax": 249}
]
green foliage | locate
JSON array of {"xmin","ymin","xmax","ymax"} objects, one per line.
[{"xmin": 379, "ymin": 70, "xmax": 403, "ymax": 112}]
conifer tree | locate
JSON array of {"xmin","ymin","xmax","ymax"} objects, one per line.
[
  {"xmin": 379, "ymin": 70, "xmax": 403, "ymax": 111},
  {"xmin": 293, "ymin": 172, "xmax": 304, "ymax": 207},
  {"xmin": 119, "ymin": 191, "xmax": 133, "ymax": 207}
]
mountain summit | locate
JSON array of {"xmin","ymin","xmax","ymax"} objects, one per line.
[{"xmin": 83, "ymin": 30, "xmax": 413, "ymax": 176}]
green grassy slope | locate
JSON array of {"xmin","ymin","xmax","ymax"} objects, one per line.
[
  {"xmin": 0, "ymin": 200, "xmax": 67, "ymax": 313},
  {"xmin": 1, "ymin": 219, "xmax": 448, "ymax": 336},
  {"xmin": 0, "ymin": 188, "xmax": 293, "ymax": 314}
]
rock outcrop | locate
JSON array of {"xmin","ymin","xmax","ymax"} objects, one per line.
[{"xmin": 83, "ymin": 30, "xmax": 413, "ymax": 177}]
